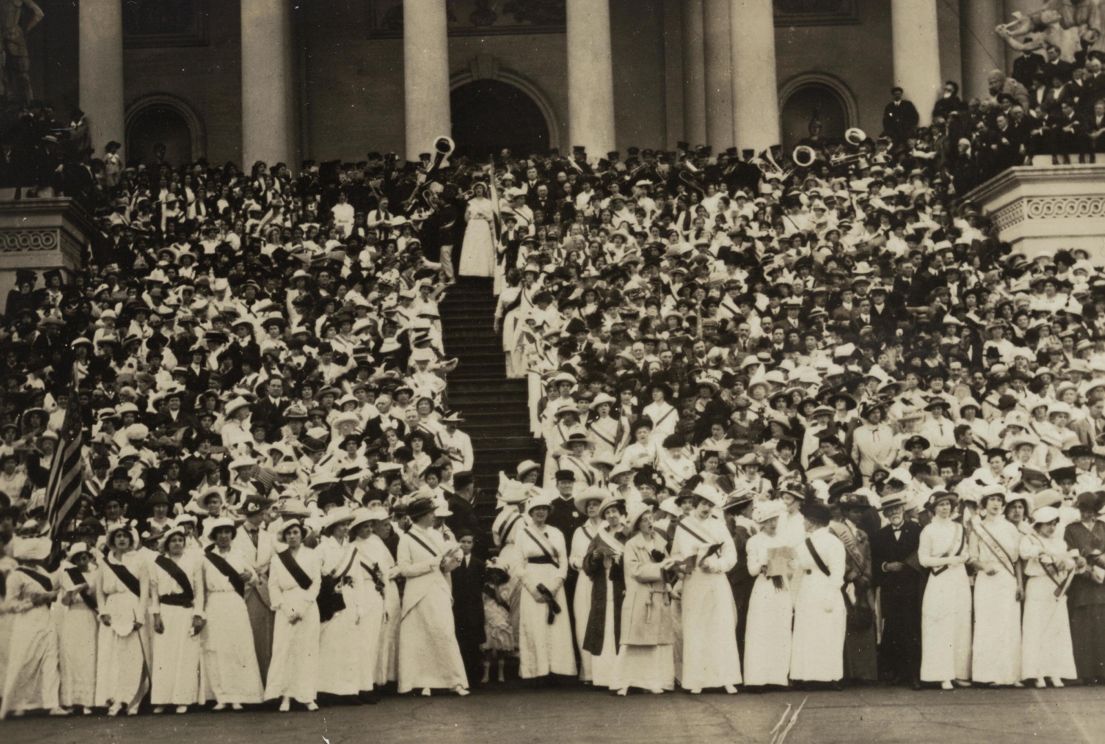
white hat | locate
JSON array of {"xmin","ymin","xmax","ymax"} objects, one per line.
[
  {"xmin": 525, "ymin": 489, "xmax": 556, "ymax": 513},
  {"xmin": 224, "ymin": 396, "xmax": 251, "ymax": 417},
  {"xmin": 691, "ymin": 482, "xmax": 725, "ymax": 507},
  {"xmin": 321, "ymin": 506, "xmax": 355, "ymax": 532},
  {"xmin": 1031, "ymin": 505, "xmax": 1061, "ymax": 525},
  {"xmin": 573, "ymin": 485, "xmax": 607, "ymax": 512},
  {"xmin": 752, "ymin": 500, "xmax": 786, "ymax": 524},
  {"xmin": 66, "ymin": 541, "xmax": 92, "ymax": 560},
  {"xmin": 202, "ymin": 516, "xmax": 237, "ymax": 541},
  {"xmin": 12, "ymin": 536, "xmax": 52, "ymax": 562},
  {"xmin": 626, "ymin": 502, "xmax": 652, "ymax": 532}
]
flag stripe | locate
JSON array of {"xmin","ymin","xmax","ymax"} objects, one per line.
[{"xmin": 45, "ymin": 376, "xmax": 84, "ymax": 539}]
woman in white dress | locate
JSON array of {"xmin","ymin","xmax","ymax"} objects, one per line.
[
  {"xmin": 361, "ymin": 511, "xmax": 400, "ymax": 688},
  {"xmin": 970, "ymin": 487, "xmax": 1023, "ymax": 686},
  {"xmin": 1020, "ymin": 505, "xmax": 1079, "ymax": 687},
  {"xmin": 316, "ymin": 507, "xmax": 364, "ymax": 699},
  {"xmin": 517, "ymin": 491, "xmax": 577, "ymax": 680},
  {"xmin": 615, "ymin": 504, "xmax": 676, "ymax": 695},
  {"xmin": 789, "ymin": 500, "xmax": 846, "ymax": 686},
  {"xmin": 396, "ymin": 496, "xmax": 470, "ymax": 696},
  {"xmin": 264, "ymin": 519, "xmax": 322, "ymax": 712},
  {"xmin": 917, "ymin": 491, "xmax": 972, "ymax": 689},
  {"xmin": 149, "ymin": 526, "xmax": 206, "ymax": 714},
  {"xmin": 57, "ymin": 542, "xmax": 98, "ymax": 714},
  {"xmin": 582, "ymin": 496, "xmax": 628, "ymax": 689},
  {"xmin": 743, "ymin": 500, "xmax": 794, "ymax": 688},
  {"xmin": 95, "ymin": 524, "xmax": 149, "ymax": 716},
  {"xmin": 201, "ymin": 518, "xmax": 264, "ymax": 710},
  {"xmin": 0, "ymin": 535, "xmax": 64, "ymax": 719},
  {"xmin": 459, "ymin": 182, "xmax": 496, "ymax": 277},
  {"xmin": 671, "ymin": 483, "xmax": 740, "ymax": 694},
  {"xmin": 569, "ymin": 486, "xmax": 605, "ymax": 683},
  {"xmin": 349, "ymin": 506, "xmax": 388, "ymax": 700}
]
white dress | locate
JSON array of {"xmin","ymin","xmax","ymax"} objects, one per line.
[
  {"xmin": 150, "ymin": 553, "xmax": 205, "ymax": 706},
  {"xmin": 671, "ymin": 514, "xmax": 742, "ymax": 689},
  {"xmin": 971, "ymin": 516, "xmax": 1022, "ymax": 685},
  {"xmin": 396, "ymin": 525, "xmax": 468, "ymax": 692},
  {"xmin": 352, "ymin": 537, "xmax": 385, "ymax": 692},
  {"xmin": 918, "ymin": 519, "xmax": 972, "ymax": 682},
  {"xmin": 570, "ymin": 521, "xmax": 600, "ymax": 682},
  {"xmin": 789, "ymin": 527, "xmax": 846, "ymax": 682},
  {"xmin": 317, "ymin": 537, "xmax": 363, "ymax": 696},
  {"xmin": 614, "ymin": 532, "xmax": 675, "ymax": 692},
  {"xmin": 517, "ymin": 524, "xmax": 577, "ymax": 678},
  {"xmin": 201, "ymin": 547, "xmax": 264, "ymax": 704},
  {"xmin": 264, "ymin": 547, "xmax": 321, "ymax": 703},
  {"xmin": 57, "ymin": 565, "xmax": 99, "ymax": 708},
  {"xmin": 363, "ymin": 534, "xmax": 400, "ymax": 686},
  {"xmin": 94, "ymin": 553, "xmax": 149, "ymax": 709},
  {"xmin": 0, "ymin": 567, "xmax": 61, "ymax": 716},
  {"xmin": 743, "ymin": 531, "xmax": 793, "ymax": 687},
  {"xmin": 459, "ymin": 196, "xmax": 496, "ymax": 277},
  {"xmin": 1019, "ymin": 532, "xmax": 1078, "ymax": 681}
]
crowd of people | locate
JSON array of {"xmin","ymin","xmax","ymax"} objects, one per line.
[{"xmin": 4, "ymin": 44, "xmax": 1105, "ymax": 717}]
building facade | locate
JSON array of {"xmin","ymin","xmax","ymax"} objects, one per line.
[{"xmin": 29, "ymin": 0, "xmax": 1045, "ymax": 167}]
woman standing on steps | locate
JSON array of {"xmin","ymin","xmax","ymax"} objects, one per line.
[{"xmin": 459, "ymin": 181, "xmax": 496, "ymax": 278}]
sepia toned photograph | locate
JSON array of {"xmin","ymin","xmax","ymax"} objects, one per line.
[{"xmin": 1, "ymin": 1, "xmax": 1105, "ymax": 742}]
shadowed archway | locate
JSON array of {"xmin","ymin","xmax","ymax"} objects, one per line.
[{"xmin": 450, "ymin": 79, "xmax": 550, "ymax": 159}]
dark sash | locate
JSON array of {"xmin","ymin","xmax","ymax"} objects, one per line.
[
  {"xmin": 1029, "ymin": 535, "xmax": 1067, "ymax": 588},
  {"xmin": 676, "ymin": 520, "xmax": 710, "ymax": 545},
  {"xmin": 360, "ymin": 560, "xmax": 385, "ymax": 596},
  {"xmin": 17, "ymin": 566, "xmax": 52, "ymax": 591},
  {"xmin": 277, "ymin": 548, "xmax": 313, "ymax": 590},
  {"xmin": 497, "ymin": 513, "xmax": 522, "ymax": 546},
  {"xmin": 524, "ymin": 527, "xmax": 560, "ymax": 568},
  {"xmin": 105, "ymin": 559, "xmax": 142, "ymax": 597},
  {"xmin": 407, "ymin": 530, "xmax": 440, "ymax": 559},
  {"xmin": 155, "ymin": 554, "xmax": 195, "ymax": 608},
  {"xmin": 205, "ymin": 546, "xmax": 246, "ymax": 597},
  {"xmin": 318, "ymin": 549, "xmax": 355, "ymax": 623},
  {"xmin": 652, "ymin": 405, "xmax": 676, "ymax": 428},
  {"xmin": 975, "ymin": 519, "xmax": 1017, "ymax": 578},
  {"xmin": 66, "ymin": 567, "xmax": 98, "ymax": 610},
  {"xmin": 806, "ymin": 537, "xmax": 832, "ymax": 578}
]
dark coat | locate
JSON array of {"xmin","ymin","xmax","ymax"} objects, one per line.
[
  {"xmin": 451, "ymin": 554, "xmax": 486, "ymax": 647},
  {"xmin": 582, "ymin": 532, "xmax": 626, "ymax": 655}
]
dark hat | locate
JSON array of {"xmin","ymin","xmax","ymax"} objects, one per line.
[
  {"xmin": 1075, "ymin": 491, "xmax": 1104, "ymax": 513},
  {"xmin": 555, "ymin": 469, "xmax": 575, "ymax": 483},
  {"xmin": 405, "ymin": 496, "xmax": 436, "ymax": 520},
  {"xmin": 800, "ymin": 501, "xmax": 832, "ymax": 526}
]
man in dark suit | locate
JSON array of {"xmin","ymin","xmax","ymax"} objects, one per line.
[
  {"xmin": 937, "ymin": 425, "xmax": 982, "ymax": 477},
  {"xmin": 446, "ymin": 471, "xmax": 483, "ymax": 556},
  {"xmin": 1011, "ymin": 49, "xmax": 1046, "ymax": 89},
  {"xmin": 451, "ymin": 531, "xmax": 486, "ymax": 684},
  {"xmin": 871, "ymin": 493, "xmax": 923, "ymax": 688},
  {"xmin": 882, "ymin": 86, "xmax": 920, "ymax": 145}
]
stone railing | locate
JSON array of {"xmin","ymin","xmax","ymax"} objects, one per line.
[
  {"xmin": 0, "ymin": 197, "xmax": 97, "ymax": 301},
  {"xmin": 963, "ymin": 164, "xmax": 1105, "ymax": 257}
]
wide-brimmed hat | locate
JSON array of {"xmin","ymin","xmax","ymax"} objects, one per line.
[
  {"xmin": 573, "ymin": 485, "xmax": 608, "ymax": 513},
  {"xmin": 405, "ymin": 496, "xmax": 437, "ymax": 520},
  {"xmin": 203, "ymin": 516, "xmax": 237, "ymax": 541},
  {"xmin": 753, "ymin": 499, "xmax": 785, "ymax": 524}
]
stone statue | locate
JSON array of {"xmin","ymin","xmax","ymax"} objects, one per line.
[
  {"xmin": 995, "ymin": 0, "xmax": 1103, "ymax": 59},
  {"xmin": 0, "ymin": 0, "xmax": 44, "ymax": 104}
]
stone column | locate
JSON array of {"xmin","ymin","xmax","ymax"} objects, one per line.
[
  {"xmin": 682, "ymin": 0, "xmax": 707, "ymax": 146},
  {"xmin": 703, "ymin": 0, "xmax": 734, "ymax": 151},
  {"xmin": 403, "ymin": 0, "xmax": 452, "ymax": 162},
  {"xmin": 79, "ymin": 0, "xmax": 124, "ymax": 157},
  {"xmin": 730, "ymin": 0, "xmax": 780, "ymax": 153},
  {"xmin": 241, "ymin": 0, "xmax": 295, "ymax": 167},
  {"xmin": 960, "ymin": 0, "xmax": 1006, "ymax": 100},
  {"xmin": 891, "ymin": 0, "xmax": 943, "ymax": 126},
  {"xmin": 566, "ymin": 0, "xmax": 616, "ymax": 158}
]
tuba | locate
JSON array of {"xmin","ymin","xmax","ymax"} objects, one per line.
[
  {"xmin": 844, "ymin": 127, "xmax": 867, "ymax": 146},
  {"xmin": 404, "ymin": 135, "xmax": 455, "ymax": 211},
  {"xmin": 792, "ymin": 145, "xmax": 819, "ymax": 168},
  {"xmin": 430, "ymin": 136, "xmax": 455, "ymax": 174}
]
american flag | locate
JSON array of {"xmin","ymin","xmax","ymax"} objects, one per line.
[{"xmin": 45, "ymin": 377, "xmax": 85, "ymax": 539}]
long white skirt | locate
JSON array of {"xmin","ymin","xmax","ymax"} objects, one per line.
[
  {"xmin": 264, "ymin": 604, "xmax": 320, "ymax": 703},
  {"xmin": 573, "ymin": 570, "xmax": 594, "ymax": 681},
  {"xmin": 59, "ymin": 604, "xmax": 98, "ymax": 707},
  {"xmin": 972, "ymin": 571, "xmax": 1021, "ymax": 685},
  {"xmin": 355, "ymin": 585, "xmax": 384, "ymax": 692},
  {"xmin": 743, "ymin": 576, "xmax": 793, "ymax": 686},
  {"xmin": 518, "ymin": 564, "xmax": 577, "ymax": 678},
  {"xmin": 459, "ymin": 219, "xmax": 495, "ymax": 277},
  {"xmin": 920, "ymin": 566, "xmax": 972, "ymax": 682},
  {"xmin": 203, "ymin": 591, "xmax": 264, "ymax": 704},
  {"xmin": 0, "ymin": 605, "xmax": 60, "ymax": 716},
  {"xmin": 790, "ymin": 573, "xmax": 844, "ymax": 682},
  {"xmin": 397, "ymin": 587, "xmax": 467, "ymax": 693},
  {"xmin": 680, "ymin": 569, "xmax": 742, "ymax": 689},
  {"xmin": 614, "ymin": 645, "xmax": 675, "ymax": 692},
  {"xmin": 375, "ymin": 584, "xmax": 400, "ymax": 685},
  {"xmin": 318, "ymin": 604, "xmax": 362, "ymax": 695},
  {"xmin": 94, "ymin": 593, "xmax": 147, "ymax": 708},
  {"xmin": 1020, "ymin": 575, "xmax": 1077, "ymax": 680},
  {"xmin": 151, "ymin": 604, "xmax": 203, "ymax": 705}
]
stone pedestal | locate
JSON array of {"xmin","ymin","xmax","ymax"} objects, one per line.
[
  {"xmin": 964, "ymin": 164, "xmax": 1105, "ymax": 257},
  {"xmin": 0, "ymin": 198, "xmax": 93, "ymax": 300}
]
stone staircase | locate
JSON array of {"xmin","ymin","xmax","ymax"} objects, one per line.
[{"xmin": 441, "ymin": 276, "xmax": 539, "ymax": 528}]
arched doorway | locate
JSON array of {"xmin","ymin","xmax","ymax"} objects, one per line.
[
  {"xmin": 126, "ymin": 101, "xmax": 195, "ymax": 166},
  {"xmin": 450, "ymin": 80, "xmax": 550, "ymax": 158},
  {"xmin": 780, "ymin": 83, "xmax": 850, "ymax": 152}
]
